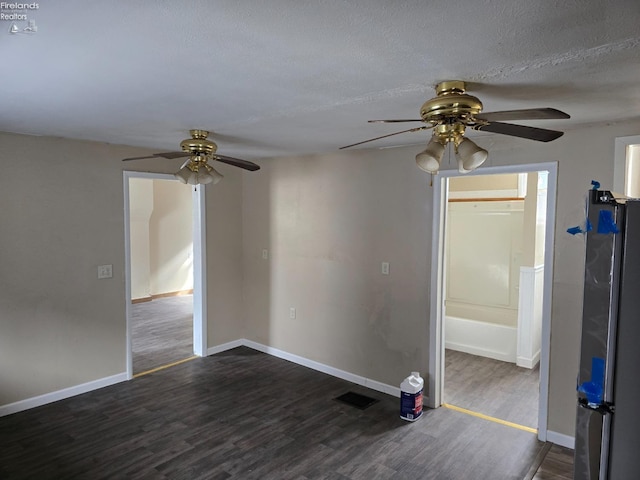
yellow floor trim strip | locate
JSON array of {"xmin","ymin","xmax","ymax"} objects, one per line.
[
  {"xmin": 442, "ymin": 403, "xmax": 538, "ymax": 434},
  {"xmin": 133, "ymin": 355, "xmax": 198, "ymax": 378}
]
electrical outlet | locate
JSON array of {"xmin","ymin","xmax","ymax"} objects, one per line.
[
  {"xmin": 262, "ymin": 249, "xmax": 269, "ymax": 260},
  {"xmin": 98, "ymin": 264, "xmax": 113, "ymax": 279},
  {"xmin": 382, "ymin": 262, "xmax": 390, "ymax": 275},
  {"xmin": 289, "ymin": 307, "xmax": 296, "ymax": 319}
]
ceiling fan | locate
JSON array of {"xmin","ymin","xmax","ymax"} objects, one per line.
[
  {"xmin": 340, "ymin": 80, "xmax": 570, "ymax": 174},
  {"xmin": 122, "ymin": 130, "xmax": 261, "ymax": 185}
]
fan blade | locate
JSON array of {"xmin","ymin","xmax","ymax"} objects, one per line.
[
  {"xmin": 339, "ymin": 126, "xmax": 430, "ymax": 149},
  {"xmin": 214, "ymin": 154, "xmax": 261, "ymax": 171},
  {"xmin": 122, "ymin": 151, "xmax": 189, "ymax": 161},
  {"xmin": 475, "ymin": 122, "xmax": 564, "ymax": 142},
  {"xmin": 153, "ymin": 151, "xmax": 191, "ymax": 159},
  {"xmin": 122, "ymin": 155, "xmax": 156, "ymax": 161},
  {"xmin": 368, "ymin": 119, "xmax": 423, "ymax": 123},
  {"xmin": 476, "ymin": 108, "xmax": 570, "ymax": 122}
]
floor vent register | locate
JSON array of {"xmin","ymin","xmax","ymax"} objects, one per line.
[{"xmin": 334, "ymin": 391, "xmax": 379, "ymax": 410}]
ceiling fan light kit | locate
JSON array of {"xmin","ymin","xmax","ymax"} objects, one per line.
[
  {"xmin": 122, "ymin": 130, "xmax": 260, "ymax": 185},
  {"xmin": 415, "ymin": 137, "xmax": 445, "ymax": 173},
  {"xmin": 174, "ymin": 157, "xmax": 224, "ymax": 185},
  {"xmin": 342, "ymin": 80, "xmax": 569, "ymax": 175},
  {"xmin": 456, "ymin": 137, "xmax": 488, "ymax": 171},
  {"xmin": 414, "ymin": 133, "xmax": 488, "ymax": 175}
]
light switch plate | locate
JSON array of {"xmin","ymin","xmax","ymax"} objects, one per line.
[
  {"xmin": 262, "ymin": 249, "xmax": 269, "ymax": 259},
  {"xmin": 382, "ymin": 262, "xmax": 390, "ymax": 275},
  {"xmin": 98, "ymin": 264, "xmax": 113, "ymax": 279}
]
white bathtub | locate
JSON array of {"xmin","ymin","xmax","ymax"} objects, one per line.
[{"xmin": 445, "ymin": 315, "xmax": 517, "ymax": 363}]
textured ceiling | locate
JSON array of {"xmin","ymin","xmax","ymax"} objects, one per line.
[{"xmin": 1, "ymin": 0, "xmax": 640, "ymax": 160}]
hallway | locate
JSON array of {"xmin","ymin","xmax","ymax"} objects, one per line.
[{"xmin": 131, "ymin": 294, "xmax": 193, "ymax": 374}]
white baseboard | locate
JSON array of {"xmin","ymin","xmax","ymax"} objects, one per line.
[
  {"xmin": 242, "ymin": 339, "xmax": 402, "ymax": 398},
  {"xmin": 547, "ymin": 430, "xmax": 575, "ymax": 449},
  {"xmin": 206, "ymin": 339, "xmax": 244, "ymax": 356},
  {"xmin": 0, "ymin": 372, "xmax": 128, "ymax": 417},
  {"xmin": 516, "ymin": 350, "xmax": 540, "ymax": 369},
  {"xmin": 0, "ymin": 339, "xmax": 419, "ymax": 416}
]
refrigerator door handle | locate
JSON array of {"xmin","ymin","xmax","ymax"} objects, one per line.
[{"xmin": 599, "ymin": 412, "xmax": 612, "ymax": 480}]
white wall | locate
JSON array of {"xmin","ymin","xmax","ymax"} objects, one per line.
[
  {"xmin": 149, "ymin": 179, "xmax": 193, "ymax": 296},
  {"xmin": 129, "ymin": 179, "xmax": 194, "ymax": 299},
  {"xmin": 445, "ymin": 199, "xmax": 524, "ymax": 327},
  {"xmin": 242, "ymin": 149, "xmax": 431, "ymax": 388},
  {"xmin": 517, "ymin": 265, "xmax": 544, "ymax": 368},
  {"xmin": 449, "ymin": 173, "xmax": 520, "ymax": 195},
  {"xmin": 129, "ymin": 178, "xmax": 153, "ymax": 300},
  {"xmin": 517, "ymin": 173, "xmax": 545, "ymax": 368},
  {"xmin": 0, "ymin": 134, "xmax": 130, "ymax": 405},
  {"xmin": 205, "ymin": 160, "xmax": 245, "ymax": 347},
  {"xmin": 0, "ymin": 132, "xmax": 244, "ymax": 406}
]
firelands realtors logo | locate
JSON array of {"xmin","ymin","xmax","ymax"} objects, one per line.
[{"xmin": 1, "ymin": 2, "xmax": 39, "ymax": 34}]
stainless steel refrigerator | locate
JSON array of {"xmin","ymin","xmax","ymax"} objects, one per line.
[{"xmin": 574, "ymin": 190, "xmax": 640, "ymax": 479}]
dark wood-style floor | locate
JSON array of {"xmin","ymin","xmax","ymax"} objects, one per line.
[
  {"xmin": 1, "ymin": 346, "xmax": 572, "ymax": 480},
  {"xmin": 3, "ymin": 297, "xmax": 572, "ymax": 478},
  {"xmin": 132, "ymin": 294, "xmax": 194, "ymax": 374},
  {"xmin": 531, "ymin": 444, "xmax": 574, "ymax": 480},
  {"xmin": 444, "ymin": 349, "xmax": 540, "ymax": 429}
]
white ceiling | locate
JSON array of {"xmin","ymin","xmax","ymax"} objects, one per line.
[{"xmin": 2, "ymin": 1, "xmax": 640, "ymax": 160}]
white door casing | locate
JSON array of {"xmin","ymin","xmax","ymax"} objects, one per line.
[
  {"xmin": 123, "ymin": 171, "xmax": 207, "ymax": 379},
  {"xmin": 428, "ymin": 162, "xmax": 557, "ymax": 442}
]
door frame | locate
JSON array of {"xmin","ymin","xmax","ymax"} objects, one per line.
[
  {"xmin": 428, "ymin": 162, "xmax": 557, "ymax": 442},
  {"xmin": 123, "ymin": 171, "xmax": 207, "ymax": 379}
]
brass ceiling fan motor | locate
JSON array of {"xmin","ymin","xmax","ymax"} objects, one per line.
[
  {"xmin": 419, "ymin": 81, "xmax": 483, "ymax": 122},
  {"xmin": 179, "ymin": 129, "xmax": 218, "ymax": 156}
]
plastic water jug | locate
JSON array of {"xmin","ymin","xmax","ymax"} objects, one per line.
[{"xmin": 400, "ymin": 371, "xmax": 423, "ymax": 421}]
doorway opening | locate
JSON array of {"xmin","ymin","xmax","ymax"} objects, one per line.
[
  {"xmin": 429, "ymin": 163, "xmax": 557, "ymax": 442},
  {"xmin": 124, "ymin": 172, "xmax": 207, "ymax": 379},
  {"xmin": 613, "ymin": 135, "xmax": 640, "ymax": 197}
]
